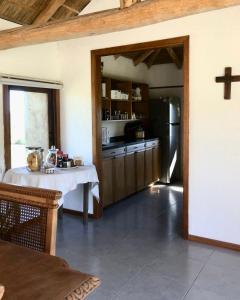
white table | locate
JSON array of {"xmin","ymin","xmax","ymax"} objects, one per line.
[{"xmin": 3, "ymin": 166, "xmax": 99, "ymax": 224}]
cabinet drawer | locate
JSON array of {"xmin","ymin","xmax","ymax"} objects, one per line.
[
  {"xmin": 103, "ymin": 147, "xmax": 126, "ymax": 158},
  {"xmin": 126, "ymin": 143, "xmax": 145, "ymax": 153},
  {"xmin": 146, "ymin": 140, "xmax": 159, "ymax": 149}
]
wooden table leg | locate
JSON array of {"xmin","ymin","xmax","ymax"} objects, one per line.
[{"xmin": 83, "ymin": 182, "xmax": 89, "ymax": 225}]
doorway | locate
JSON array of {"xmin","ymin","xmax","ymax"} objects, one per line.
[{"xmin": 91, "ymin": 36, "xmax": 189, "ymax": 239}]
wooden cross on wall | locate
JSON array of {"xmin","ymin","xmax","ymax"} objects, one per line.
[{"xmin": 216, "ymin": 67, "xmax": 240, "ymax": 100}]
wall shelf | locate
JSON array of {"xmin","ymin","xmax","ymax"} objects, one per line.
[{"xmin": 101, "ymin": 76, "xmax": 149, "ymax": 121}]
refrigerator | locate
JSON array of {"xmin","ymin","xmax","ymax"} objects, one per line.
[{"xmin": 149, "ymin": 97, "xmax": 181, "ymax": 184}]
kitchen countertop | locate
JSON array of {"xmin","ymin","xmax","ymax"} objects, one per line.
[{"xmin": 102, "ymin": 138, "xmax": 159, "ymax": 151}]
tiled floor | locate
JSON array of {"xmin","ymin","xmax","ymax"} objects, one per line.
[{"xmin": 57, "ymin": 185, "xmax": 240, "ymax": 300}]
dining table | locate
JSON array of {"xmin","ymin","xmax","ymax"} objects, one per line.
[{"xmin": 3, "ymin": 165, "xmax": 99, "ymax": 225}]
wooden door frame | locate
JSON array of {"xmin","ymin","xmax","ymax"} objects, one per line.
[{"xmin": 91, "ymin": 36, "xmax": 190, "ymax": 239}]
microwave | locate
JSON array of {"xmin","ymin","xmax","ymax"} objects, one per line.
[{"xmin": 102, "ymin": 127, "xmax": 110, "ymax": 145}]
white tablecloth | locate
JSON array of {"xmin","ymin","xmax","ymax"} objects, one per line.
[{"xmin": 3, "ymin": 166, "xmax": 99, "ymax": 205}]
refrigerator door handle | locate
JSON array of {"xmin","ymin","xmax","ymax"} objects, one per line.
[{"xmin": 169, "ymin": 123, "xmax": 180, "ymax": 126}]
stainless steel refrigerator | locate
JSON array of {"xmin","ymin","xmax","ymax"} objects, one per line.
[{"xmin": 149, "ymin": 96, "xmax": 181, "ymax": 184}]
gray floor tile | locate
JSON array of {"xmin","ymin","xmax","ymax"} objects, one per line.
[
  {"xmin": 207, "ymin": 248, "xmax": 240, "ymax": 270},
  {"xmin": 194, "ymin": 264, "xmax": 240, "ymax": 300},
  {"xmin": 168, "ymin": 240, "xmax": 215, "ymax": 263},
  {"xmin": 99, "ymin": 263, "xmax": 141, "ymax": 291},
  {"xmin": 147, "ymin": 254, "xmax": 204, "ymax": 286},
  {"xmin": 75, "ymin": 254, "xmax": 143, "ymax": 292},
  {"xmin": 184, "ymin": 286, "xmax": 230, "ymax": 300},
  {"xmin": 115, "ymin": 266, "xmax": 189, "ymax": 300}
]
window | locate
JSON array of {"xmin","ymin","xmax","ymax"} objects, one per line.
[{"xmin": 3, "ymin": 86, "xmax": 60, "ymax": 170}]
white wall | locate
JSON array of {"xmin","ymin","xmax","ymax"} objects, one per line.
[
  {"xmin": 0, "ymin": 4, "xmax": 240, "ymax": 244},
  {"xmin": 102, "ymin": 120, "xmax": 130, "ymax": 138},
  {"xmin": 148, "ymin": 63, "xmax": 183, "ymax": 99},
  {"xmin": 0, "ymin": 19, "xmax": 19, "ymax": 30},
  {"xmin": 102, "ymin": 55, "xmax": 149, "ymax": 83},
  {"xmin": 57, "ymin": 5, "xmax": 240, "ymax": 244},
  {"xmin": 0, "ymin": 20, "xmax": 61, "ymax": 179},
  {"xmin": 80, "ymin": 0, "xmax": 119, "ymax": 14}
]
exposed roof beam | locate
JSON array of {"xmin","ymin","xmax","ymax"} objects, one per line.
[
  {"xmin": 166, "ymin": 47, "xmax": 182, "ymax": 69},
  {"xmin": 147, "ymin": 49, "xmax": 161, "ymax": 68},
  {"xmin": 62, "ymin": 4, "xmax": 80, "ymax": 14},
  {"xmin": 33, "ymin": 0, "xmax": 66, "ymax": 25},
  {"xmin": 60, "ymin": 1, "xmax": 92, "ymax": 20},
  {"xmin": 134, "ymin": 50, "xmax": 154, "ymax": 66},
  {"xmin": 0, "ymin": 0, "xmax": 240, "ymax": 50},
  {"xmin": 120, "ymin": 0, "xmax": 141, "ymax": 9},
  {"xmin": 49, "ymin": 16, "xmax": 58, "ymax": 22},
  {"xmin": 8, "ymin": 0, "xmax": 37, "ymax": 13}
]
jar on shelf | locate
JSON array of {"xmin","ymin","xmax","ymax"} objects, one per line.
[{"xmin": 26, "ymin": 147, "xmax": 43, "ymax": 172}]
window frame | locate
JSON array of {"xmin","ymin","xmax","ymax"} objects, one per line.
[{"xmin": 3, "ymin": 85, "xmax": 61, "ymax": 170}]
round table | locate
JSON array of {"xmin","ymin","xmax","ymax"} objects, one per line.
[{"xmin": 3, "ymin": 166, "xmax": 99, "ymax": 224}]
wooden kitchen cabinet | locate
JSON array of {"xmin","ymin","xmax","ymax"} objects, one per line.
[
  {"xmin": 113, "ymin": 155, "xmax": 126, "ymax": 202},
  {"xmin": 135, "ymin": 150, "xmax": 145, "ymax": 192},
  {"xmin": 102, "ymin": 158, "xmax": 114, "ymax": 207},
  {"xmin": 102, "ymin": 139, "xmax": 160, "ymax": 206},
  {"xmin": 125, "ymin": 153, "xmax": 136, "ymax": 196},
  {"xmin": 153, "ymin": 146, "xmax": 161, "ymax": 182},
  {"xmin": 145, "ymin": 148, "xmax": 153, "ymax": 186}
]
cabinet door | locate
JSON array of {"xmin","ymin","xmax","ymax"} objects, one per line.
[
  {"xmin": 153, "ymin": 146, "xmax": 160, "ymax": 182},
  {"xmin": 113, "ymin": 155, "xmax": 125, "ymax": 202},
  {"xmin": 125, "ymin": 153, "xmax": 136, "ymax": 196},
  {"xmin": 145, "ymin": 148, "xmax": 153, "ymax": 186},
  {"xmin": 135, "ymin": 150, "xmax": 145, "ymax": 192},
  {"xmin": 102, "ymin": 158, "xmax": 113, "ymax": 207}
]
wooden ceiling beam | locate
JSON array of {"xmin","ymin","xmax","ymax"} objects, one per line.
[
  {"xmin": 134, "ymin": 50, "xmax": 154, "ymax": 66},
  {"xmin": 62, "ymin": 4, "xmax": 80, "ymax": 15},
  {"xmin": 147, "ymin": 49, "xmax": 161, "ymax": 68},
  {"xmin": 49, "ymin": 16, "xmax": 58, "ymax": 22},
  {"xmin": 0, "ymin": 0, "xmax": 240, "ymax": 50},
  {"xmin": 120, "ymin": 0, "xmax": 141, "ymax": 9},
  {"xmin": 8, "ymin": 0, "xmax": 37, "ymax": 13},
  {"xmin": 33, "ymin": 0, "xmax": 66, "ymax": 25},
  {"xmin": 166, "ymin": 47, "xmax": 182, "ymax": 69}
]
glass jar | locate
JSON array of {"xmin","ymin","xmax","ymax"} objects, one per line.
[
  {"xmin": 46, "ymin": 146, "xmax": 58, "ymax": 168},
  {"xmin": 26, "ymin": 147, "xmax": 43, "ymax": 172}
]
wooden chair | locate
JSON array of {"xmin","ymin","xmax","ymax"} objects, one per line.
[
  {"xmin": 0, "ymin": 183, "xmax": 101, "ymax": 299},
  {"xmin": 0, "ymin": 182, "xmax": 62, "ymax": 255}
]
